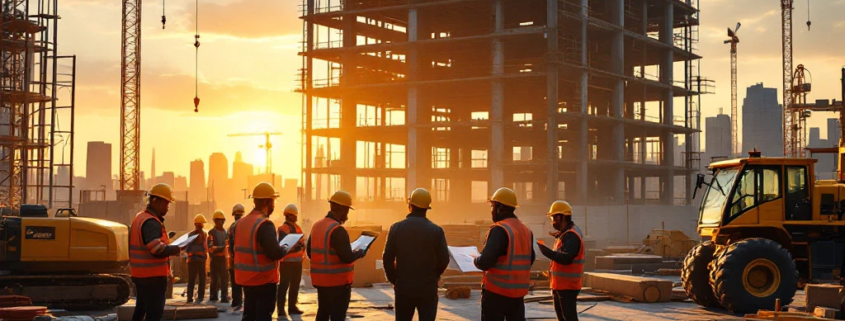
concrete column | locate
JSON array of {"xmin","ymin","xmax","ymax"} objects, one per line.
[
  {"xmin": 340, "ymin": 15, "xmax": 357, "ymax": 196},
  {"xmin": 609, "ymin": 0, "xmax": 625, "ymax": 203},
  {"xmin": 660, "ymin": 3, "xmax": 675, "ymax": 204},
  {"xmin": 406, "ymin": 8, "xmax": 420, "ymax": 194},
  {"xmin": 576, "ymin": 0, "xmax": 589, "ymax": 204},
  {"xmin": 546, "ymin": 0, "xmax": 560, "ymax": 203},
  {"xmin": 303, "ymin": 0, "xmax": 315, "ymax": 209},
  {"xmin": 490, "ymin": 0, "xmax": 505, "ymax": 193}
]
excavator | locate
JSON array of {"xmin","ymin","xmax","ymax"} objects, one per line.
[
  {"xmin": 681, "ymin": 67, "xmax": 845, "ymax": 313},
  {"xmin": 0, "ymin": 205, "xmax": 132, "ymax": 310}
]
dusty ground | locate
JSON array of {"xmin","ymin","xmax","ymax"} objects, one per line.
[{"xmin": 93, "ymin": 281, "xmax": 769, "ymax": 321}]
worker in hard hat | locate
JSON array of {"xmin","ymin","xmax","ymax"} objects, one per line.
[
  {"xmin": 383, "ymin": 188, "xmax": 449, "ymax": 321},
  {"xmin": 227, "ymin": 203, "xmax": 246, "ymax": 312},
  {"xmin": 307, "ymin": 190, "xmax": 366, "ymax": 321},
  {"xmin": 129, "ymin": 183, "xmax": 184, "ymax": 321},
  {"xmin": 276, "ymin": 203, "xmax": 305, "ymax": 317},
  {"xmin": 233, "ymin": 183, "xmax": 296, "ymax": 321},
  {"xmin": 537, "ymin": 201, "xmax": 583, "ymax": 321},
  {"xmin": 186, "ymin": 214, "xmax": 209, "ymax": 304},
  {"xmin": 207, "ymin": 210, "xmax": 229, "ymax": 303},
  {"xmin": 474, "ymin": 187, "xmax": 535, "ymax": 321}
]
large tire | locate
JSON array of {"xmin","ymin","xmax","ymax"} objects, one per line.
[
  {"xmin": 681, "ymin": 241, "xmax": 721, "ymax": 308},
  {"xmin": 710, "ymin": 238, "xmax": 798, "ymax": 313}
]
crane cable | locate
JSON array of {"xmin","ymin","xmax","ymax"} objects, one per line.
[
  {"xmin": 193, "ymin": 0, "xmax": 200, "ymax": 112},
  {"xmin": 806, "ymin": 0, "xmax": 811, "ymax": 30},
  {"xmin": 161, "ymin": 0, "xmax": 166, "ymax": 29}
]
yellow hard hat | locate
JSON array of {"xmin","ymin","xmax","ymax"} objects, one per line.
[
  {"xmin": 252, "ymin": 182, "xmax": 279, "ymax": 199},
  {"xmin": 148, "ymin": 183, "xmax": 175, "ymax": 202},
  {"xmin": 407, "ymin": 188, "xmax": 432, "ymax": 209},
  {"xmin": 547, "ymin": 201, "xmax": 573, "ymax": 217},
  {"xmin": 490, "ymin": 187, "xmax": 519, "ymax": 208},
  {"xmin": 212, "ymin": 210, "xmax": 225, "ymax": 221},
  {"xmin": 283, "ymin": 204, "xmax": 299, "ymax": 216},
  {"xmin": 193, "ymin": 214, "xmax": 208, "ymax": 224},
  {"xmin": 232, "ymin": 204, "xmax": 245, "ymax": 214},
  {"xmin": 328, "ymin": 190, "xmax": 354, "ymax": 210}
]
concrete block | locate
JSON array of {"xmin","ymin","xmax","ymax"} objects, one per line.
[
  {"xmin": 805, "ymin": 284, "xmax": 844, "ymax": 312},
  {"xmin": 584, "ymin": 272, "xmax": 673, "ymax": 303},
  {"xmin": 814, "ymin": 306, "xmax": 840, "ymax": 319}
]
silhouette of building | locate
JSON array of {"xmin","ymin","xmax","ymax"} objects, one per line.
[
  {"xmin": 232, "ymin": 152, "xmax": 254, "ymax": 193},
  {"xmin": 189, "ymin": 160, "xmax": 206, "ymax": 204},
  {"xmin": 174, "ymin": 176, "xmax": 188, "ymax": 194},
  {"xmin": 159, "ymin": 172, "xmax": 175, "ymax": 190},
  {"xmin": 742, "ymin": 83, "xmax": 783, "ymax": 156},
  {"xmin": 808, "ymin": 124, "xmax": 837, "ymax": 180},
  {"xmin": 86, "ymin": 142, "xmax": 114, "ymax": 199},
  {"xmin": 705, "ymin": 112, "xmax": 731, "ymax": 163},
  {"xmin": 208, "ymin": 153, "xmax": 228, "ymax": 201}
]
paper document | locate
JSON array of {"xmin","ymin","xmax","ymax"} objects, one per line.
[
  {"xmin": 279, "ymin": 233, "xmax": 304, "ymax": 248},
  {"xmin": 533, "ymin": 240, "xmax": 550, "ymax": 261},
  {"xmin": 447, "ymin": 246, "xmax": 483, "ymax": 273},
  {"xmin": 170, "ymin": 233, "xmax": 199, "ymax": 248},
  {"xmin": 350, "ymin": 235, "xmax": 377, "ymax": 252}
]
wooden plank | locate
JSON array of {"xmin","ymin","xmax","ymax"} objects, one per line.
[{"xmin": 584, "ymin": 272, "xmax": 673, "ymax": 303}]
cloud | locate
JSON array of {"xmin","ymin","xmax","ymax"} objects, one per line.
[
  {"xmin": 74, "ymin": 60, "xmax": 300, "ymax": 117},
  {"xmin": 173, "ymin": 0, "xmax": 301, "ymax": 39}
]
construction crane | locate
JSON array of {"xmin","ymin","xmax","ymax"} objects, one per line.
[
  {"xmin": 782, "ymin": 0, "xmax": 812, "ymax": 157},
  {"xmin": 228, "ymin": 132, "xmax": 283, "ymax": 175},
  {"xmin": 725, "ymin": 22, "xmax": 741, "ymax": 158},
  {"xmin": 120, "ymin": 0, "xmax": 201, "ymax": 190}
]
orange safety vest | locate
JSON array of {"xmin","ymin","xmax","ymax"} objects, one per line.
[
  {"xmin": 482, "ymin": 218, "xmax": 533, "ymax": 298},
  {"xmin": 129, "ymin": 211, "xmax": 171, "ymax": 278},
  {"xmin": 233, "ymin": 211, "xmax": 280, "ymax": 286},
  {"xmin": 208, "ymin": 228, "xmax": 228, "ymax": 258},
  {"xmin": 186, "ymin": 231, "xmax": 208, "ymax": 262},
  {"xmin": 227, "ymin": 221, "xmax": 238, "ymax": 268},
  {"xmin": 279, "ymin": 222, "xmax": 305, "ymax": 263},
  {"xmin": 309, "ymin": 217, "xmax": 354, "ymax": 287},
  {"xmin": 550, "ymin": 225, "xmax": 585, "ymax": 291}
]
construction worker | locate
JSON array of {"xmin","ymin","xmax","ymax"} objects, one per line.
[
  {"xmin": 537, "ymin": 201, "xmax": 583, "ymax": 321},
  {"xmin": 227, "ymin": 204, "xmax": 246, "ymax": 312},
  {"xmin": 383, "ymin": 188, "xmax": 449, "ymax": 321},
  {"xmin": 307, "ymin": 190, "xmax": 366, "ymax": 321},
  {"xmin": 208, "ymin": 210, "xmax": 229, "ymax": 303},
  {"xmin": 129, "ymin": 183, "xmax": 184, "ymax": 321},
  {"xmin": 233, "ymin": 183, "xmax": 295, "ymax": 321},
  {"xmin": 276, "ymin": 204, "xmax": 305, "ymax": 317},
  {"xmin": 186, "ymin": 214, "xmax": 209, "ymax": 304},
  {"xmin": 474, "ymin": 187, "xmax": 535, "ymax": 321}
]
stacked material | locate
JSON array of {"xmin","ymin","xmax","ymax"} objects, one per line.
[
  {"xmin": 744, "ymin": 310, "xmax": 837, "ymax": 320},
  {"xmin": 805, "ymin": 284, "xmax": 845, "ymax": 313},
  {"xmin": 594, "ymin": 254, "xmax": 680, "ymax": 273},
  {"xmin": 442, "ymin": 224, "xmax": 484, "ymax": 247},
  {"xmin": 0, "ymin": 296, "xmax": 31, "ymax": 308},
  {"xmin": 584, "ymin": 273, "xmax": 673, "ymax": 303},
  {"xmin": 0, "ymin": 306, "xmax": 49, "ymax": 321}
]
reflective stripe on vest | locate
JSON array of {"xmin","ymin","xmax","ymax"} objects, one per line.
[
  {"xmin": 482, "ymin": 218, "xmax": 533, "ymax": 298},
  {"xmin": 129, "ymin": 211, "xmax": 171, "ymax": 278},
  {"xmin": 280, "ymin": 223, "xmax": 305, "ymax": 263},
  {"xmin": 309, "ymin": 217, "xmax": 354, "ymax": 287},
  {"xmin": 550, "ymin": 225, "xmax": 585, "ymax": 291},
  {"xmin": 233, "ymin": 211, "xmax": 280, "ymax": 286},
  {"xmin": 187, "ymin": 232, "xmax": 208, "ymax": 261}
]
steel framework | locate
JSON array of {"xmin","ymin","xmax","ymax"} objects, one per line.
[
  {"xmin": 120, "ymin": 0, "xmax": 141, "ymax": 190},
  {"xmin": 782, "ymin": 0, "xmax": 795, "ymax": 157}
]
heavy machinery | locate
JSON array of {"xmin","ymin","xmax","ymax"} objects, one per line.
[{"xmin": 0, "ymin": 205, "xmax": 131, "ymax": 309}]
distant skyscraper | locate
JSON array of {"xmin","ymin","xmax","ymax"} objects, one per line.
[
  {"xmin": 705, "ymin": 113, "xmax": 731, "ymax": 163},
  {"xmin": 159, "ymin": 172, "xmax": 175, "ymax": 190},
  {"xmin": 232, "ymin": 152, "xmax": 253, "ymax": 191},
  {"xmin": 809, "ymin": 125, "xmax": 836, "ymax": 179},
  {"xmin": 174, "ymin": 176, "xmax": 188, "ymax": 193},
  {"xmin": 742, "ymin": 83, "xmax": 783, "ymax": 156},
  {"xmin": 86, "ymin": 142, "xmax": 114, "ymax": 199},
  {"xmin": 189, "ymin": 159, "xmax": 206, "ymax": 204},
  {"xmin": 209, "ymin": 153, "xmax": 228, "ymax": 201},
  {"xmin": 828, "ymin": 118, "xmax": 840, "ymax": 172}
]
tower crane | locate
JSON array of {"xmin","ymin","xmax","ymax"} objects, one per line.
[
  {"xmin": 228, "ymin": 132, "xmax": 283, "ymax": 175},
  {"xmin": 782, "ymin": 0, "xmax": 812, "ymax": 157},
  {"xmin": 725, "ymin": 22, "xmax": 741, "ymax": 158}
]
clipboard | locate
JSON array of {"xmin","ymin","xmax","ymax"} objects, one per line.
[
  {"xmin": 170, "ymin": 233, "xmax": 199, "ymax": 248},
  {"xmin": 447, "ymin": 246, "xmax": 483, "ymax": 273},
  {"xmin": 350, "ymin": 231, "xmax": 378, "ymax": 252},
  {"xmin": 279, "ymin": 233, "xmax": 304, "ymax": 248}
]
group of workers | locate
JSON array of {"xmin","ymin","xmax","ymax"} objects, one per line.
[{"xmin": 128, "ymin": 181, "xmax": 585, "ymax": 321}]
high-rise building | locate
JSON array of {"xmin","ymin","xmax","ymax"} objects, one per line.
[
  {"xmin": 174, "ymin": 176, "xmax": 188, "ymax": 193},
  {"xmin": 86, "ymin": 142, "xmax": 114, "ymax": 199},
  {"xmin": 159, "ymin": 172, "xmax": 175, "ymax": 189},
  {"xmin": 809, "ymin": 125, "xmax": 836, "ymax": 179},
  {"xmin": 232, "ymin": 152, "xmax": 253, "ymax": 192},
  {"xmin": 208, "ymin": 153, "xmax": 228, "ymax": 201},
  {"xmin": 705, "ymin": 113, "xmax": 731, "ymax": 163},
  {"xmin": 742, "ymin": 83, "xmax": 783, "ymax": 156},
  {"xmin": 189, "ymin": 159, "xmax": 206, "ymax": 204}
]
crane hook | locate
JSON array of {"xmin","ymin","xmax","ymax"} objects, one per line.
[{"xmin": 194, "ymin": 96, "xmax": 200, "ymax": 113}]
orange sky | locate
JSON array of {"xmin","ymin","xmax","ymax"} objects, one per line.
[{"xmin": 60, "ymin": 0, "xmax": 845, "ymax": 180}]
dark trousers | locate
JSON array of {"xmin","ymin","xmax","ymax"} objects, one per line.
[
  {"xmin": 187, "ymin": 260, "xmax": 207, "ymax": 302},
  {"xmin": 276, "ymin": 262, "xmax": 302, "ymax": 313},
  {"xmin": 242, "ymin": 283, "xmax": 277, "ymax": 321},
  {"xmin": 229, "ymin": 269, "xmax": 243, "ymax": 307},
  {"xmin": 132, "ymin": 276, "xmax": 167, "ymax": 321},
  {"xmin": 481, "ymin": 290, "xmax": 525, "ymax": 321},
  {"xmin": 553, "ymin": 290, "xmax": 579, "ymax": 321},
  {"xmin": 395, "ymin": 292, "xmax": 438, "ymax": 321},
  {"xmin": 315, "ymin": 285, "xmax": 351, "ymax": 321},
  {"xmin": 209, "ymin": 257, "xmax": 229, "ymax": 301}
]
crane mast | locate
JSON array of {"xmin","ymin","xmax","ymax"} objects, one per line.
[
  {"xmin": 782, "ymin": 0, "xmax": 795, "ymax": 157},
  {"xmin": 121, "ymin": 0, "xmax": 142, "ymax": 190}
]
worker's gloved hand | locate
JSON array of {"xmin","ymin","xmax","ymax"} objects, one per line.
[
  {"xmin": 353, "ymin": 249, "xmax": 365, "ymax": 260},
  {"xmin": 537, "ymin": 242, "xmax": 554, "ymax": 257},
  {"xmin": 280, "ymin": 244, "xmax": 291, "ymax": 254}
]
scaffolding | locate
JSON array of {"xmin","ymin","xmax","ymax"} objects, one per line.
[
  {"xmin": 0, "ymin": 0, "xmax": 75, "ymax": 211},
  {"xmin": 298, "ymin": 0, "xmax": 711, "ymax": 215}
]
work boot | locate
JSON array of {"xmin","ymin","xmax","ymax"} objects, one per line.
[{"xmin": 288, "ymin": 306, "xmax": 304, "ymax": 315}]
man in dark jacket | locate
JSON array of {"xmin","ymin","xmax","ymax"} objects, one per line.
[
  {"xmin": 537, "ymin": 201, "xmax": 583, "ymax": 321},
  {"xmin": 383, "ymin": 188, "xmax": 449, "ymax": 321}
]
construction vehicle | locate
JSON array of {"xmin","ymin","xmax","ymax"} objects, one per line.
[
  {"xmin": 0, "ymin": 205, "xmax": 131, "ymax": 309},
  {"xmin": 682, "ymin": 68, "xmax": 845, "ymax": 313}
]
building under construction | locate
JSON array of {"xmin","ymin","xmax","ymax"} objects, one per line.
[
  {"xmin": 298, "ymin": 0, "xmax": 710, "ymax": 218},
  {"xmin": 0, "ymin": 0, "xmax": 76, "ymax": 211}
]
